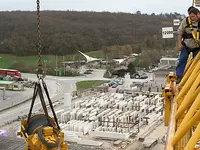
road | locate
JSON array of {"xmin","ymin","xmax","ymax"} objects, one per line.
[
  {"xmin": 0, "ymin": 70, "xmax": 108, "ymax": 127},
  {"xmin": 148, "ymin": 124, "xmax": 167, "ymax": 150},
  {"xmin": 0, "ymin": 88, "xmax": 33, "ymax": 111},
  {"xmin": 24, "ymin": 70, "xmax": 155, "ymax": 83},
  {"xmin": 0, "ymin": 75, "xmax": 74, "ymax": 126}
]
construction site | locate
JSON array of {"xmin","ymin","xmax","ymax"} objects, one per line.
[
  {"xmin": 0, "ymin": 69, "xmax": 167, "ymax": 150},
  {"xmin": 0, "ymin": 0, "xmax": 200, "ymax": 150}
]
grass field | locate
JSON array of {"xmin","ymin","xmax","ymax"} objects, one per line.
[
  {"xmin": 0, "ymin": 50, "xmax": 104, "ymax": 69},
  {"xmin": 76, "ymin": 80, "xmax": 107, "ymax": 91}
]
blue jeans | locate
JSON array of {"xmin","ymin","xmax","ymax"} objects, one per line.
[{"xmin": 176, "ymin": 44, "xmax": 199, "ymax": 76}]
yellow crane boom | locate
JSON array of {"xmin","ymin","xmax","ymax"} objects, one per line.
[
  {"xmin": 17, "ymin": 79, "xmax": 68, "ymax": 150},
  {"xmin": 163, "ymin": 46, "xmax": 200, "ymax": 149},
  {"xmin": 164, "ymin": 52, "xmax": 200, "ymax": 150}
]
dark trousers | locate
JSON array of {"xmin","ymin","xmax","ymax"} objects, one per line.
[{"xmin": 176, "ymin": 43, "xmax": 199, "ymax": 76}]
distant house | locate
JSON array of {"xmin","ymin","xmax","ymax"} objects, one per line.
[
  {"xmin": 150, "ymin": 57, "xmax": 178, "ymax": 73},
  {"xmin": 159, "ymin": 57, "xmax": 178, "ymax": 67}
]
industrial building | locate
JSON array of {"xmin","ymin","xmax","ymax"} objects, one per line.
[
  {"xmin": 0, "ymin": 81, "xmax": 14, "ymax": 89},
  {"xmin": 0, "ymin": 80, "xmax": 24, "ymax": 91}
]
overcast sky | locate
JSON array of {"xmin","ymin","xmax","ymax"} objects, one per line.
[{"xmin": 0, "ymin": 0, "xmax": 193, "ymax": 15}]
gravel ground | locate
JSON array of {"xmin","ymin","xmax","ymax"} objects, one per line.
[
  {"xmin": 0, "ymin": 136, "xmax": 104, "ymax": 150},
  {"xmin": 0, "ymin": 136, "xmax": 25, "ymax": 150}
]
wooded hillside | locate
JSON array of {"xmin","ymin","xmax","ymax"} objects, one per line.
[{"xmin": 0, "ymin": 11, "xmax": 181, "ymax": 56}]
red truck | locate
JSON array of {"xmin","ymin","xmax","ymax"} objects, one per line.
[{"xmin": 0, "ymin": 69, "xmax": 23, "ymax": 80}]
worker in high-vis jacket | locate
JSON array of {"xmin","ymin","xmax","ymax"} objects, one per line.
[{"xmin": 176, "ymin": 7, "xmax": 200, "ymax": 83}]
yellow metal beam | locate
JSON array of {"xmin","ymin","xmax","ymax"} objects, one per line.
[
  {"xmin": 184, "ymin": 120, "xmax": 200, "ymax": 150},
  {"xmin": 183, "ymin": 53, "xmax": 192, "ymax": 75},
  {"xmin": 176, "ymin": 87, "xmax": 200, "ymax": 128},
  {"xmin": 172, "ymin": 91, "xmax": 200, "ymax": 145},
  {"xmin": 180, "ymin": 52, "xmax": 200, "ymax": 87},
  {"xmin": 163, "ymin": 72, "xmax": 176, "ymax": 126},
  {"xmin": 164, "ymin": 84, "xmax": 174, "ymax": 126},
  {"xmin": 175, "ymin": 72, "xmax": 200, "ymax": 119},
  {"xmin": 176, "ymin": 61, "xmax": 200, "ymax": 105},
  {"xmin": 165, "ymin": 100, "xmax": 177, "ymax": 150}
]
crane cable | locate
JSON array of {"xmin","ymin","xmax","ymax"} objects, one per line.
[
  {"xmin": 34, "ymin": 0, "xmax": 60, "ymax": 129},
  {"xmin": 36, "ymin": 0, "xmax": 45, "ymax": 79}
]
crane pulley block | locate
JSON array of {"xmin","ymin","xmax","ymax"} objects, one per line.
[{"xmin": 17, "ymin": 80, "xmax": 68, "ymax": 150}]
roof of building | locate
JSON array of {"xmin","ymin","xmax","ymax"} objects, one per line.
[
  {"xmin": 160, "ymin": 57, "xmax": 178, "ymax": 61},
  {"xmin": 0, "ymin": 68, "xmax": 19, "ymax": 71},
  {"xmin": 62, "ymin": 60, "xmax": 85, "ymax": 64},
  {"xmin": 113, "ymin": 66, "xmax": 128, "ymax": 71},
  {"xmin": 0, "ymin": 81, "xmax": 14, "ymax": 85}
]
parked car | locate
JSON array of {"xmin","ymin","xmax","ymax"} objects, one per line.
[
  {"xmin": 86, "ymin": 69, "xmax": 94, "ymax": 72},
  {"xmin": 108, "ymin": 81, "xmax": 118, "ymax": 87},
  {"xmin": 131, "ymin": 71, "xmax": 148, "ymax": 79},
  {"xmin": 112, "ymin": 83, "xmax": 118, "ymax": 88},
  {"xmin": 84, "ymin": 70, "xmax": 92, "ymax": 74},
  {"xmin": 117, "ymin": 79, "xmax": 124, "ymax": 85}
]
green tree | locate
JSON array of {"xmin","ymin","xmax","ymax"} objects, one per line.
[{"xmin": 127, "ymin": 62, "xmax": 136, "ymax": 75}]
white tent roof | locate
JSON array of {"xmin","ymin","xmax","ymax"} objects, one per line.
[
  {"xmin": 113, "ymin": 55, "xmax": 136, "ymax": 64},
  {"xmin": 113, "ymin": 58, "xmax": 126, "ymax": 64},
  {"xmin": 78, "ymin": 51, "xmax": 101, "ymax": 63}
]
